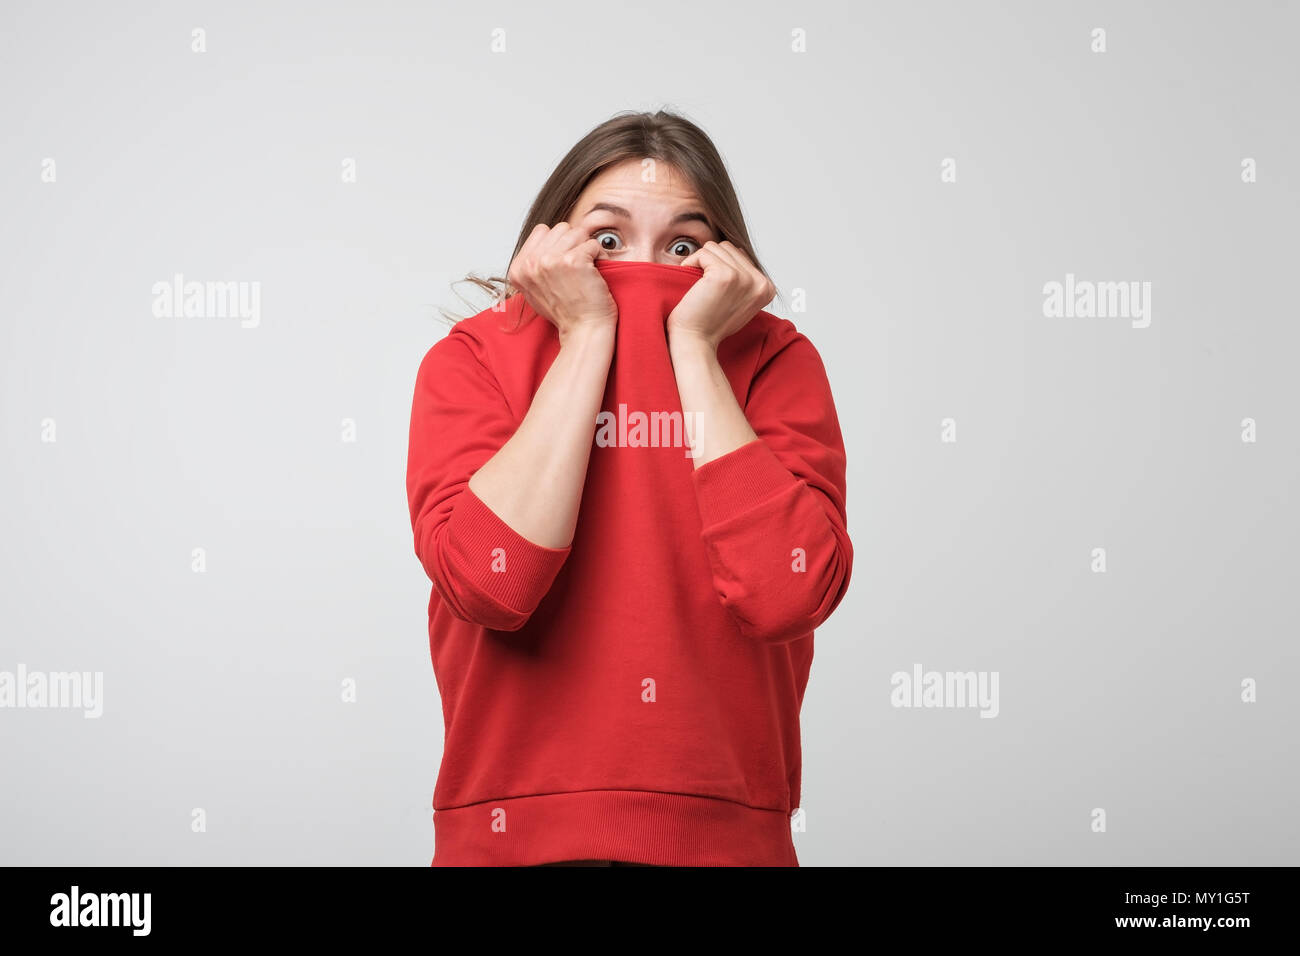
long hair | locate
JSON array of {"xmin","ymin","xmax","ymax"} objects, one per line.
[{"xmin": 439, "ymin": 108, "xmax": 771, "ymax": 325}]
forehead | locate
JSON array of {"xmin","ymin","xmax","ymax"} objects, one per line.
[{"xmin": 575, "ymin": 158, "xmax": 703, "ymax": 209}]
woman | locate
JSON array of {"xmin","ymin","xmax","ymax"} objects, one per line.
[{"xmin": 406, "ymin": 109, "xmax": 853, "ymax": 866}]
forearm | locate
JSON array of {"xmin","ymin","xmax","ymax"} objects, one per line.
[
  {"xmin": 468, "ymin": 324, "xmax": 615, "ymax": 548},
  {"xmin": 668, "ymin": 331, "xmax": 757, "ymax": 467},
  {"xmin": 670, "ymin": 328, "xmax": 854, "ymax": 643}
]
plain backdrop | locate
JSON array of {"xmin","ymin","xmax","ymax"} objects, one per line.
[{"xmin": 1, "ymin": 0, "xmax": 1297, "ymax": 865}]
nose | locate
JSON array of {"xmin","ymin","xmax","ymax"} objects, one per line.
[
  {"xmin": 595, "ymin": 245, "xmax": 677, "ymax": 265},
  {"xmin": 628, "ymin": 246, "xmax": 682, "ymax": 266}
]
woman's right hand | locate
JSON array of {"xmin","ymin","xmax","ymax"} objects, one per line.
[
  {"xmin": 506, "ymin": 222, "xmax": 618, "ymax": 340},
  {"xmin": 463, "ymin": 222, "xmax": 620, "ymax": 551}
]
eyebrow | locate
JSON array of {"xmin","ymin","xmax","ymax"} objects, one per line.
[{"xmin": 584, "ymin": 202, "xmax": 712, "ymax": 228}]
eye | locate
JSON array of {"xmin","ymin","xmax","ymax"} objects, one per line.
[
  {"xmin": 593, "ymin": 230, "xmax": 623, "ymax": 251},
  {"xmin": 670, "ymin": 238, "xmax": 701, "ymax": 257}
]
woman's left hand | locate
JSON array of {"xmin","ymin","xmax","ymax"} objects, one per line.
[{"xmin": 667, "ymin": 241, "xmax": 776, "ymax": 352}]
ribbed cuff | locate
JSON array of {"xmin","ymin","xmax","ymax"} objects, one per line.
[
  {"xmin": 444, "ymin": 488, "xmax": 571, "ymax": 613},
  {"xmin": 692, "ymin": 438, "xmax": 798, "ymax": 529}
]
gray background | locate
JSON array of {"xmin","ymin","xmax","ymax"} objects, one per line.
[{"xmin": 1, "ymin": 0, "xmax": 1296, "ymax": 865}]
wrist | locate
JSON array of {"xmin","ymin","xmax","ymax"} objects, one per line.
[
  {"xmin": 558, "ymin": 320, "xmax": 616, "ymax": 352},
  {"xmin": 667, "ymin": 327, "xmax": 718, "ymax": 360}
]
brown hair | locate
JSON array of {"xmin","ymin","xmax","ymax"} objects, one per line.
[{"xmin": 439, "ymin": 108, "xmax": 773, "ymax": 325}]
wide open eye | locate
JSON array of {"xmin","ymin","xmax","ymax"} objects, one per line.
[
  {"xmin": 593, "ymin": 230, "xmax": 623, "ymax": 252},
  {"xmin": 670, "ymin": 238, "xmax": 701, "ymax": 258}
]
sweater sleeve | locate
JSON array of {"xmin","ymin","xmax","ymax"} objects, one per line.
[
  {"xmin": 691, "ymin": 323, "xmax": 853, "ymax": 644},
  {"xmin": 406, "ymin": 329, "xmax": 570, "ymax": 631}
]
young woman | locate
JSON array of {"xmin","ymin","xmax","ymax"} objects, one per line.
[{"xmin": 406, "ymin": 109, "xmax": 853, "ymax": 866}]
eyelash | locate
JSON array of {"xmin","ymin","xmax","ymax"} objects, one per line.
[{"xmin": 592, "ymin": 229, "xmax": 701, "ymax": 256}]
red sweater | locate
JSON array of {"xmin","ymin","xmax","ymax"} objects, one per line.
[{"xmin": 406, "ymin": 259, "xmax": 852, "ymax": 866}]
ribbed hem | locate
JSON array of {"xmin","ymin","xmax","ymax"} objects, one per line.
[
  {"xmin": 692, "ymin": 439, "xmax": 797, "ymax": 529},
  {"xmin": 444, "ymin": 488, "xmax": 570, "ymax": 613},
  {"xmin": 431, "ymin": 789, "xmax": 798, "ymax": 867}
]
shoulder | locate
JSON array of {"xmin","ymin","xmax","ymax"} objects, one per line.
[
  {"xmin": 743, "ymin": 309, "xmax": 825, "ymax": 369},
  {"xmin": 417, "ymin": 295, "xmax": 542, "ymax": 378}
]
